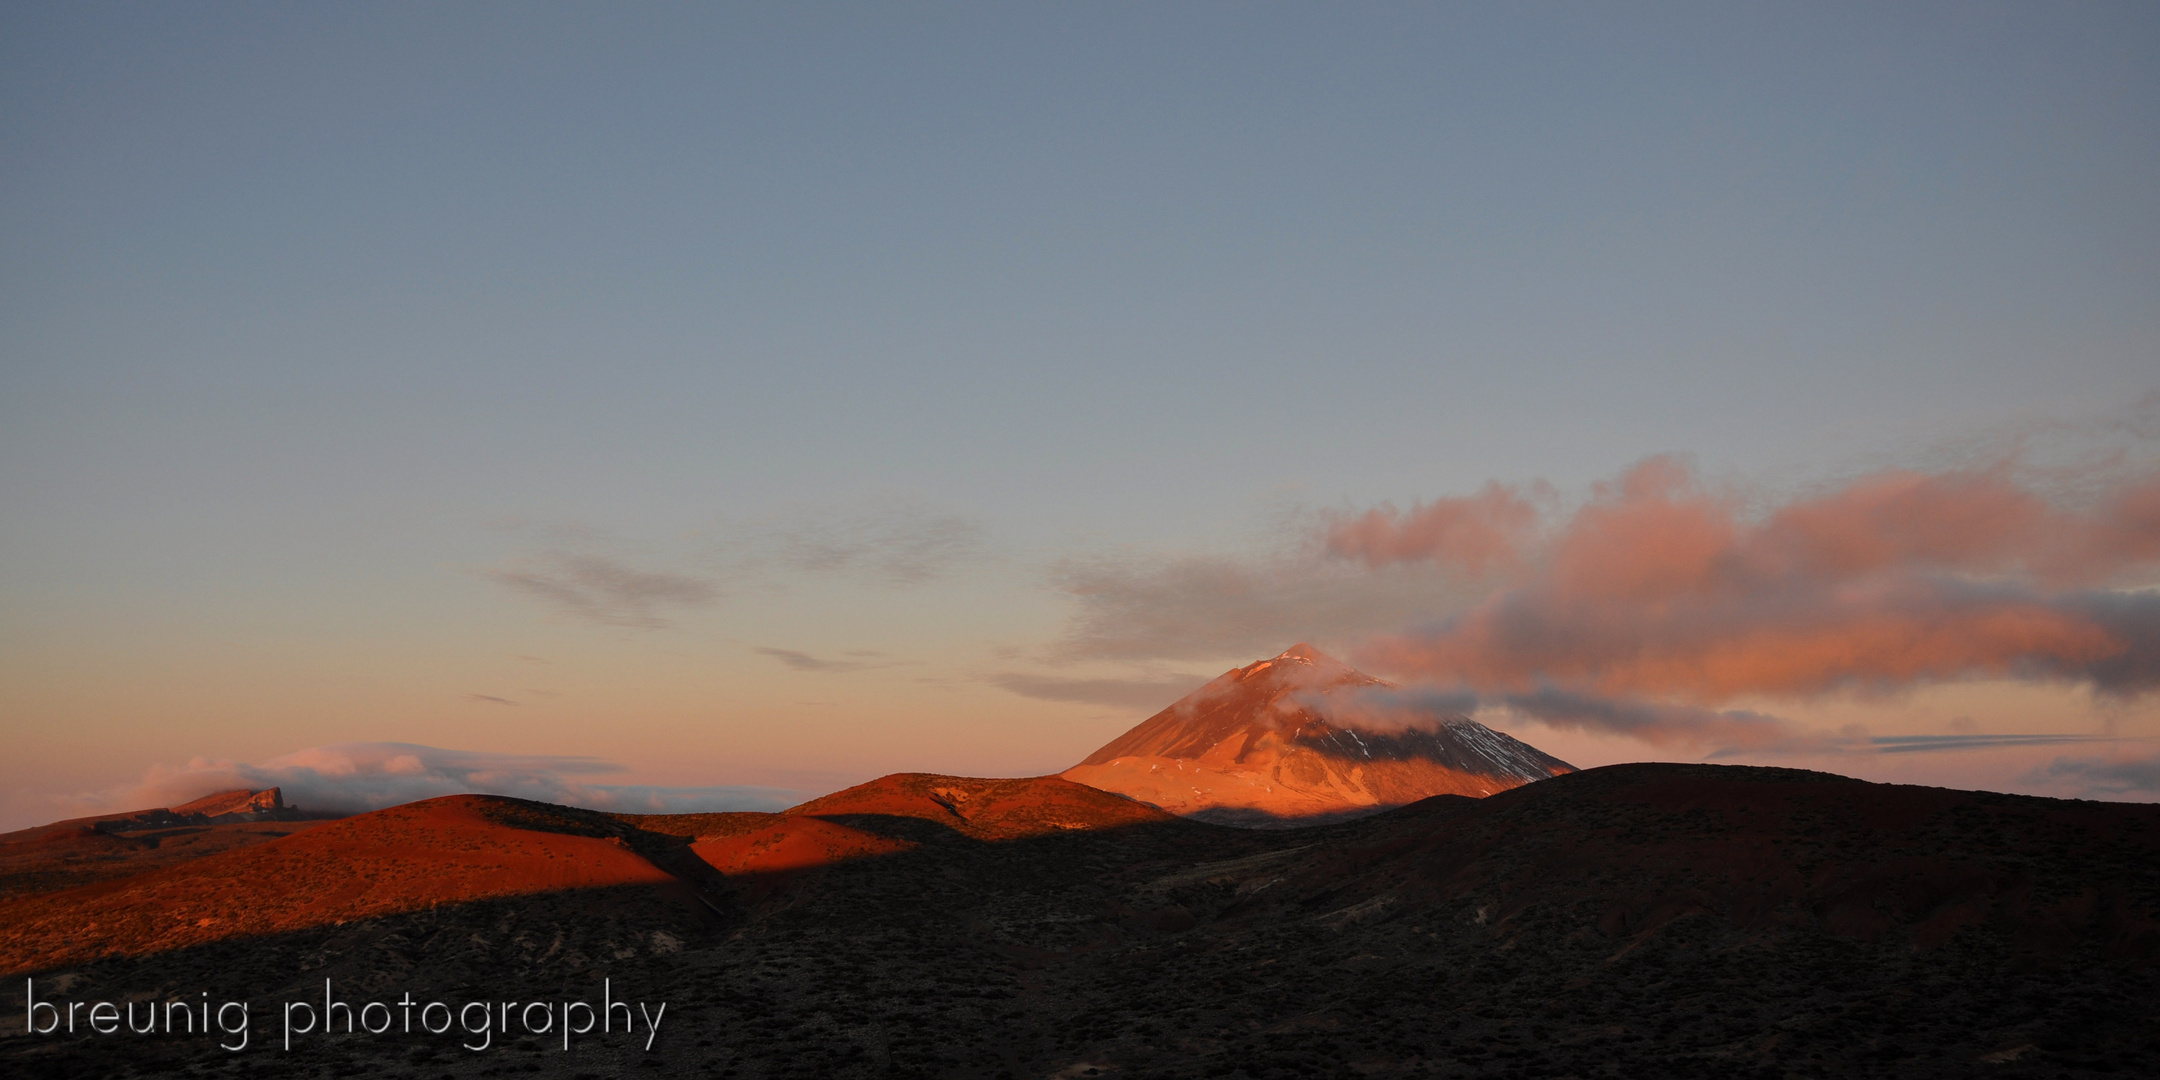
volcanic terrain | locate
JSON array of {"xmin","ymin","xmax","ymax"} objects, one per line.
[
  {"xmin": 1063, "ymin": 644, "xmax": 1575, "ymax": 824},
  {"xmin": 0, "ymin": 788, "xmax": 328, "ymax": 904},
  {"xmin": 4, "ymin": 763, "xmax": 2156, "ymax": 1079}
]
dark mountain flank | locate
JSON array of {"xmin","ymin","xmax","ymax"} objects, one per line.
[{"xmin": 4, "ymin": 762, "xmax": 2156, "ymax": 1078}]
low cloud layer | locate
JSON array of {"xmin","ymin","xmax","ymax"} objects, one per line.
[
  {"xmin": 1484, "ymin": 686, "xmax": 1795, "ymax": 748},
  {"xmin": 1300, "ymin": 683, "xmax": 1796, "ymax": 749},
  {"xmin": 1351, "ymin": 458, "xmax": 2160, "ymax": 709},
  {"xmin": 1301, "ymin": 686, "xmax": 2135, "ymax": 770},
  {"xmin": 36, "ymin": 743, "xmax": 797, "ymax": 825},
  {"xmin": 1869, "ymin": 734, "xmax": 2116, "ymax": 754},
  {"xmin": 2032, "ymin": 752, "xmax": 2160, "ymax": 795},
  {"xmin": 479, "ymin": 552, "xmax": 719, "ymax": 629}
]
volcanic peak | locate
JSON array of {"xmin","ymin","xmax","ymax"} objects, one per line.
[
  {"xmin": 1235, "ymin": 641, "xmax": 1376, "ymax": 687},
  {"xmin": 1064, "ymin": 643, "xmax": 1573, "ymax": 825}
]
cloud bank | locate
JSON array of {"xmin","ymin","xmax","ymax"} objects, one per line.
[
  {"xmin": 38, "ymin": 743, "xmax": 798, "ymax": 825},
  {"xmin": 1044, "ymin": 453, "xmax": 2159, "ymax": 752},
  {"xmin": 2033, "ymin": 752, "xmax": 2160, "ymax": 795},
  {"xmin": 1349, "ymin": 458, "xmax": 2160, "ymax": 708},
  {"xmin": 1280, "ymin": 682, "xmax": 1797, "ymax": 748}
]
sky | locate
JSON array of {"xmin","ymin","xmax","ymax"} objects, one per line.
[{"xmin": 3, "ymin": 2, "xmax": 2157, "ymax": 829}]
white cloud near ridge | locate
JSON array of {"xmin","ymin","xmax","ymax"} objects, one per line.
[{"xmin": 9, "ymin": 743, "xmax": 798, "ymax": 830}]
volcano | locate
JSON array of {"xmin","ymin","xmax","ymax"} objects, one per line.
[{"xmin": 1061, "ymin": 643, "xmax": 1573, "ymax": 824}]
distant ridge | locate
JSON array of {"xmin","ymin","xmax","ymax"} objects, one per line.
[
  {"xmin": 1063, "ymin": 643, "xmax": 1572, "ymax": 825},
  {"xmin": 781, "ymin": 772, "xmax": 1178, "ymax": 841},
  {"xmin": 170, "ymin": 787, "xmax": 289, "ymax": 819}
]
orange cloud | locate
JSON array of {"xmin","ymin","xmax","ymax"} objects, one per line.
[
  {"xmin": 1350, "ymin": 457, "xmax": 2160, "ymax": 704},
  {"xmin": 1323, "ymin": 481, "xmax": 1544, "ymax": 575}
]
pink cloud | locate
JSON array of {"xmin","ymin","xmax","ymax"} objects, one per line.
[
  {"xmin": 1349, "ymin": 457, "xmax": 2160, "ymax": 705},
  {"xmin": 1323, "ymin": 481, "xmax": 1544, "ymax": 575}
]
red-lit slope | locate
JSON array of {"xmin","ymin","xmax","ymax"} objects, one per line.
[
  {"xmin": 783, "ymin": 772, "xmax": 1177, "ymax": 840},
  {"xmin": 0, "ymin": 795, "xmax": 695, "ymax": 975},
  {"xmin": 652, "ymin": 774, "xmax": 1177, "ymax": 901},
  {"xmin": 0, "ymin": 789, "xmax": 326, "ymax": 902},
  {"xmin": 0, "ymin": 817, "xmax": 324, "ymax": 904},
  {"xmin": 1063, "ymin": 643, "xmax": 1573, "ymax": 824},
  {"xmin": 676, "ymin": 816, "xmax": 914, "ymax": 903}
]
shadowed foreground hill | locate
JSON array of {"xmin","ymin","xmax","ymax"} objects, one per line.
[
  {"xmin": 0, "ymin": 774, "xmax": 1164, "ymax": 976},
  {"xmin": 1272, "ymin": 762, "xmax": 2160, "ymax": 955},
  {"xmin": 2, "ymin": 764, "xmax": 2156, "ymax": 1079}
]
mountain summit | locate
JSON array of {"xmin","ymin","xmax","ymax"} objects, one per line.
[{"xmin": 1061, "ymin": 644, "xmax": 1573, "ymax": 825}]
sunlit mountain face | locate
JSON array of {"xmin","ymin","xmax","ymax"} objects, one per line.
[{"xmin": 1063, "ymin": 643, "xmax": 1575, "ymax": 825}]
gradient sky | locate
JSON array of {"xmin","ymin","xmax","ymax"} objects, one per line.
[{"xmin": 4, "ymin": 2, "xmax": 2158, "ymax": 829}]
